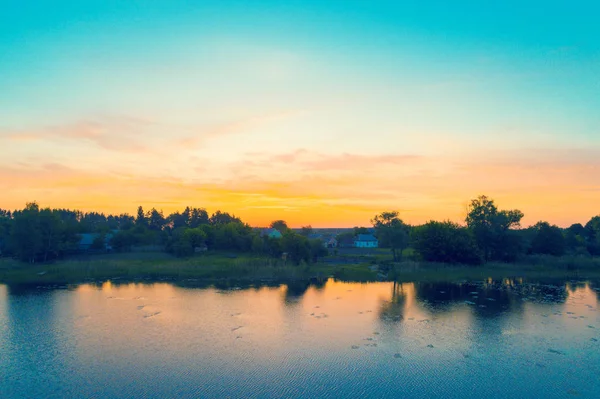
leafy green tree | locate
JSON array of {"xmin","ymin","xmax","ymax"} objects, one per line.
[
  {"xmin": 183, "ymin": 228, "xmax": 207, "ymax": 249},
  {"xmin": 0, "ymin": 209, "xmax": 12, "ymax": 256},
  {"xmin": 116, "ymin": 214, "xmax": 135, "ymax": 230},
  {"xmin": 266, "ymin": 236, "xmax": 283, "ymax": 257},
  {"xmin": 371, "ymin": 211, "xmax": 409, "ymax": 261},
  {"xmin": 110, "ymin": 231, "xmax": 135, "ymax": 252},
  {"xmin": 270, "ymin": 220, "xmax": 289, "ymax": 233},
  {"xmin": 281, "ymin": 231, "xmax": 311, "ymax": 265},
  {"xmin": 10, "ymin": 202, "xmax": 42, "ymax": 262},
  {"xmin": 309, "ymin": 239, "xmax": 328, "ymax": 262},
  {"xmin": 530, "ymin": 221, "xmax": 566, "ymax": 256},
  {"xmin": 353, "ymin": 226, "xmax": 369, "ymax": 236},
  {"xmin": 135, "ymin": 206, "xmax": 146, "ymax": 227},
  {"xmin": 465, "ymin": 195, "xmax": 524, "ymax": 262},
  {"xmin": 147, "ymin": 208, "xmax": 165, "ymax": 231},
  {"xmin": 80, "ymin": 212, "xmax": 108, "ymax": 233},
  {"xmin": 90, "ymin": 233, "xmax": 107, "ymax": 251},
  {"xmin": 190, "ymin": 208, "xmax": 209, "ymax": 227},
  {"xmin": 210, "ymin": 211, "xmax": 240, "ymax": 225},
  {"xmin": 252, "ymin": 235, "xmax": 265, "ymax": 254},
  {"xmin": 412, "ymin": 221, "xmax": 482, "ymax": 264},
  {"xmin": 584, "ymin": 216, "xmax": 600, "ymax": 256},
  {"xmin": 38, "ymin": 208, "xmax": 65, "ymax": 261},
  {"xmin": 300, "ymin": 225, "xmax": 313, "ymax": 236},
  {"xmin": 335, "ymin": 231, "xmax": 355, "ymax": 247},
  {"xmin": 564, "ymin": 223, "xmax": 587, "ymax": 254},
  {"xmin": 168, "ymin": 211, "xmax": 189, "ymax": 230}
]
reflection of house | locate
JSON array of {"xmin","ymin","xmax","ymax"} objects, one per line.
[
  {"xmin": 261, "ymin": 228, "xmax": 283, "ymax": 239},
  {"xmin": 78, "ymin": 233, "xmax": 114, "ymax": 252},
  {"xmin": 354, "ymin": 234, "xmax": 378, "ymax": 248}
]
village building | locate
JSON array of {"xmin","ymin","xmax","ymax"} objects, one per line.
[{"xmin": 354, "ymin": 234, "xmax": 379, "ymax": 248}]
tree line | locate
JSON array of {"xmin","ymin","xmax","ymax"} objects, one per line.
[
  {"xmin": 0, "ymin": 204, "xmax": 326, "ymax": 264},
  {"xmin": 370, "ymin": 195, "xmax": 600, "ymax": 265},
  {"xmin": 0, "ymin": 195, "xmax": 599, "ymax": 265}
]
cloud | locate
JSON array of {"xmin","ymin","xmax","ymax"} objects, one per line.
[
  {"xmin": 2, "ymin": 109, "xmax": 308, "ymax": 158},
  {"xmin": 266, "ymin": 149, "xmax": 423, "ymax": 170},
  {"xmin": 3, "ymin": 115, "xmax": 156, "ymax": 153},
  {"xmin": 172, "ymin": 109, "xmax": 308, "ymax": 148},
  {"xmin": 2, "ymin": 146, "xmax": 599, "ymax": 228}
]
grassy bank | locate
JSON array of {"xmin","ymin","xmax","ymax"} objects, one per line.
[{"xmin": 1, "ymin": 253, "xmax": 599, "ymax": 285}]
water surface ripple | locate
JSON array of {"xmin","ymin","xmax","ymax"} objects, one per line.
[{"xmin": 1, "ymin": 278, "xmax": 599, "ymax": 398}]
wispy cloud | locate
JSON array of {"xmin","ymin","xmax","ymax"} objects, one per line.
[
  {"xmin": 172, "ymin": 109, "xmax": 308, "ymax": 148},
  {"xmin": 4, "ymin": 115, "xmax": 156, "ymax": 153},
  {"xmin": 1, "ymin": 145, "xmax": 599, "ymax": 227}
]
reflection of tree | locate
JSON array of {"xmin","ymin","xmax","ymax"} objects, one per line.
[
  {"xmin": 410, "ymin": 279, "xmax": 576, "ymax": 338},
  {"xmin": 378, "ymin": 281, "xmax": 408, "ymax": 324},
  {"xmin": 414, "ymin": 282, "xmax": 521, "ymax": 318},
  {"xmin": 310, "ymin": 277, "xmax": 327, "ymax": 291},
  {"xmin": 282, "ymin": 280, "xmax": 311, "ymax": 305}
]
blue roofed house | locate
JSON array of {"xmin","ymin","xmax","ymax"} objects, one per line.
[
  {"xmin": 354, "ymin": 234, "xmax": 378, "ymax": 248},
  {"xmin": 261, "ymin": 228, "xmax": 283, "ymax": 239},
  {"xmin": 78, "ymin": 232, "xmax": 115, "ymax": 252}
]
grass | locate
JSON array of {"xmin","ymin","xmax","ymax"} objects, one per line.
[
  {"xmin": 0, "ymin": 253, "xmax": 315, "ymax": 285},
  {"xmin": 0, "ymin": 252, "xmax": 599, "ymax": 286}
]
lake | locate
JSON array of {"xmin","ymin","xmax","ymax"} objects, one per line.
[{"xmin": 1, "ymin": 278, "xmax": 599, "ymax": 398}]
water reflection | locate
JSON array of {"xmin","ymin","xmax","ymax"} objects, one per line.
[{"xmin": 0, "ymin": 278, "xmax": 599, "ymax": 399}]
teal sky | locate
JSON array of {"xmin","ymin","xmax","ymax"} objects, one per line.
[{"xmin": 1, "ymin": 1, "xmax": 599, "ymax": 226}]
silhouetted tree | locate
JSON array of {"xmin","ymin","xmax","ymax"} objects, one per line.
[
  {"xmin": 353, "ymin": 226, "xmax": 369, "ymax": 236},
  {"xmin": 584, "ymin": 216, "xmax": 600, "ymax": 256},
  {"xmin": 10, "ymin": 202, "xmax": 42, "ymax": 262},
  {"xmin": 282, "ymin": 231, "xmax": 311, "ymax": 265},
  {"xmin": 270, "ymin": 220, "xmax": 289, "ymax": 233},
  {"xmin": 0, "ymin": 209, "xmax": 11, "ymax": 256},
  {"xmin": 412, "ymin": 221, "xmax": 482, "ymax": 264},
  {"xmin": 147, "ymin": 208, "xmax": 165, "ymax": 231},
  {"xmin": 466, "ymin": 195, "xmax": 524, "ymax": 262},
  {"xmin": 38, "ymin": 208, "xmax": 65, "ymax": 262},
  {"xmin": 530, "ymin": 222, "xmax": 566, "ymax": 256},
  {"xmin": 190, "ymin": 208, "xmax": 209, "ymax": 227},
  {"xmin": 135, "ymin": 206, "xmax": 146, "ymax": 227},
  {"xmin": 210, "ymin": 210, "xmax": 239, "ymax": 225},
  {"xmin": 371, "ymin": 211, "xmax": 409, "ymax": 261},
  {"xmin": 309, "ymin": 238, "xmax": 328, "ymax": 262},
  {"xmin": 300, "ymin": 225, "xmax": 313, "ymax": 236}
]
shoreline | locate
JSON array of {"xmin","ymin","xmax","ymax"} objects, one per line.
[{"xmin": 1, "ymin": 255, "xmax": 599, "ymax": 286}]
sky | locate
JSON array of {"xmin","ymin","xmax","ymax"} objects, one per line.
[{"xmin": 1, "ymin": 1, "xmax": 599, "ymax": 227}]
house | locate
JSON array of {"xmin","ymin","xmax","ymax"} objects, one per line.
[
  {"xmin": 354, "ymin": 234, "xmax": 378, "ymax": 248},
  {"xmin": 261, "ymin": 228, "xmax": 283, "ymax": 239},
  {"xmin": 78, "ymin": 233, "xmax": 114, "ymax": 252},
  {"xmin": 325, "ymin": 237, "xmax": 338, "ymax": 248}
]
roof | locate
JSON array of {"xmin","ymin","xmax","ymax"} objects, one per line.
[
  {"xmin": 356, "ymin": 234, "xmax": 378, "ymax": 242},
  {"xmin": 79, "ymin": 233, "xmax": 114, "ymax": 246},
  {"xmin": 261, "ymin": 228, "xmax": 282, "ymax": 237},
  {"xmin": 79, "ymin": 233, "xmax": 96, "ymax": 246}
]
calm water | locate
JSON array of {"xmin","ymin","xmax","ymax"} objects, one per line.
[{"xmin": 1, "ymin": 278, "xmax": 599, "ymax": 398}]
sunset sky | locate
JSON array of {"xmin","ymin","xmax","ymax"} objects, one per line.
[{"xmin": 1, "ymin": 1, "xmax": 599, "ymax": 227}]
